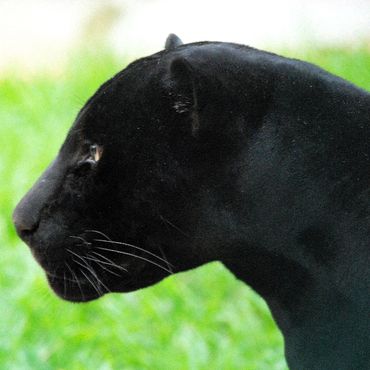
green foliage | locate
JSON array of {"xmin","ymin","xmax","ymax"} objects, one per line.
[{"xmin": 2, "ymin": 46, "xmax": 369, "ymax": 369}]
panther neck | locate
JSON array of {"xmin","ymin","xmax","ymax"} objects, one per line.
[{"xmin": 223, "ymin": 253, "xmax": 370, "ymax": 370}]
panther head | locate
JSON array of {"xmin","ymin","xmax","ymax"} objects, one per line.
[{"xmin": 12, "ymin": 33, "xmax": 231, "ymax": 302}]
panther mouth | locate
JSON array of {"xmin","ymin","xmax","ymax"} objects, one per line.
[
  {"xmin": 19, "ymin": 223, "xmax": 174, "ymax": 302},
  {"xmin": 39, "ymin": 231, "xmax": 174, "ymax": 302}
]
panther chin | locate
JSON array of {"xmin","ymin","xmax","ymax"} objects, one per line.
[
  {"xmin": 45, "ymin": 264, "xmax": 170, "ymax": 303},
  {"xmin": 46, "ymin": 272, "xmax": 105, "ymax": 302}
]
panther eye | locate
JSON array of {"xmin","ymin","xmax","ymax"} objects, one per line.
[{"xmin": 89, "ymin": 144, "xmax": 103, "ymax": 162}]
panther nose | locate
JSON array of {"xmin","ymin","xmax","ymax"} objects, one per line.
[
  {"xmin": 12, "ymin": 204, "xmax": 39, "ymax": 239},
  {"xmin": 12, "ymin": 158, "xmax": 64, "ymax": 241}
]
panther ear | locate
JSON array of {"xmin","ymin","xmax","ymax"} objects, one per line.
[
  {"xmin": 170, "ymin": 57, "xmax": 200, "ymax": 136},
  {"xmin": 165, "ymin": 33, "xmax": 183, "ymax": 50}
]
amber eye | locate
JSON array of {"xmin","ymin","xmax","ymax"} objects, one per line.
[{"xmin": 89, "ymin": 144, "xmax": 103, "ymax": 162}]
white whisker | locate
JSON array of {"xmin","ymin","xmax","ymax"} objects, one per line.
[
  {"xmin": 46, "ymin": 270, "xmax": 76, "ymax": 283},
  {"xmin": 94, "ymin": 246, "xmax": 173, "ymax": 274},
  {"xmin": 84, "ymin": 255, "xmax": 122, "ymax": 277},
  {"xmin": 93, "ymin": 239, "xmax": 174, "ymax": 267},
  {"xmin": 65, "ymin": 261, "xmax": 85, "ymax": 300},
  {"xmin": 78, "ymin": 267, "xmax": 103, "ymax": 296},
  {"xmin": 84, "ymin": 261, "xmax": 111, "ymax": 293},
  {"xmin": 158, "ymin": 245, "xmax": 173, "ymax": 274},
  {"xmin": 84, "ymin": 229, "xmax": 112, "ymax": 241},
  {"xmin": 160, "ymin": 215, "xmax": 191, "ymax": 238},
  {"xmin": 69, "ymin": 235, "xmax": 91, "ymax": 246},
  {"xmin": 90, "ymin": 251, "xmax": 129, "ymax": 272},
  {"xmin": 67, "ymin": 249, "xmax": 110, "ymax": 293},
  {"xmin": 63, "ymin": 272, "xmax": 67, "ymax": 296}
]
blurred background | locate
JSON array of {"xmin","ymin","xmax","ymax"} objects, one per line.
[
  {"xmin": 1, "ymin": 0, "xmax": 370, "ymax": 74},
  {"xmin": 1, "ymin": 0, "xmax": 370, "ymax": 369}
]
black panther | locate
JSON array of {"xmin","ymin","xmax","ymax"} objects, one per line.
[{"xmin": 13, "ymin": 34, "xmax": 370, "ymax": 369}]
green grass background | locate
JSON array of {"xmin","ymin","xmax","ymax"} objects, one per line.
[{"xmin": 1, "ymin": 46, "xmax": 370, "ymax": 370}]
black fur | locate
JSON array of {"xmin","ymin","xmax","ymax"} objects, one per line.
[{"xmin": 13, "ymin": 35, "xmax": 370, "ymax": 369}]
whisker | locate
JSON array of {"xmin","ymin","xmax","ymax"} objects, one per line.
[
  {"xmin": 95, "ymin": 261, "xmax": 122, "ymax": 278},
  {"xmin": 69, "ymin": 235, "xmax": 91, "ymax": 246},
  {"xmin": 84, "ymin": 261, "xmax": 111, "ymax": 293},
  {"xmin": 70, "ymin": 256, "xmax": 95, "ymax": 276},
  {"xmin": 93, "ymin": 239, "xmax": 174, "ymax": 267},
  {"xmin": 67, "ymin": 249, "xmax": 110, "ymax": 293},
  {"xmin": 94, "ymin": 247, "xmax": 173, "ymax": 274},
  {"xmin": 63, "ymin": 272, "xmax": 67, "ymax": 297},
  {"xmin": 46, "ymin": 270, "xmax": 76, "ymax": 283},
  {"xmin": 65, "ymin": 261, "xmax": 85, "ymax": 300},
  {"xmin": 160, "ymin": 215, "xmax": 191, "ymax": 238},
  {"xmin": 83, "ymin": 230, "xmax": 173, "ymax": 270},
  {"xmin": 158, "ymin": 245, "xmax": 173, "ymax": 274},
  {"xmin": 78, "ymin": 267, "xmax": 103, "ymax": 296},
  {"xmin": 84, "ymin": 255, "xmax": 122, "ymax": 277},
  {"xmin": 90, "ymin": 251, "xmax": 129, "ymax": 272},
  {"xmin": 67, "ymin": 248, "xmax": 88, "ymax": 262},
  {"xmin": 48, "ymin": 272, "xmax": 56, "ymax": 283},
  {"xmin": 84, "ymin": 229, "xmax": 112, "ymax": 241}
]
